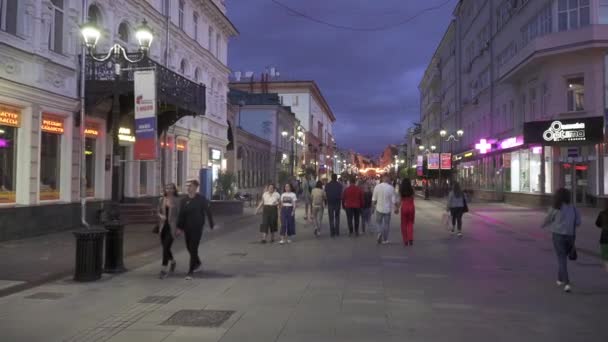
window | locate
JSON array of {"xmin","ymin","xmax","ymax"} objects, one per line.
[
  {"xmin": 179, "ymin": 59, "xmax": 187, "ymax": 74},
  {"xmin": 567, "ymin": 77, "xmax": 585, "ymax": 111},
  {"xmin": 118, "ymin": 22, "xmax": 129, "ymax": 43},
  {"xmin": 1, "ymin": 0, "xmax": 18, "ymax": 34},
  {"xmin": 85, "ymin": 137, "xmax": 95, "ymax": 197},
  {"xmin": 49, "ymin": 0, "xmax": 64, "ymax": 53},
  {"xmin": 522, "ymin": 4, "xmax": 552, "ymax": 46},
  {"xmin": 216, "ymin": 33, "xmax": 221, "ymax": 57},
  {"xmin": 208, "ymin": 26, "xmax": 214, "ymax": 52},
  {"xmin": 194, "ymin": 67, "xmax": 200, "ymax": 82},
  {"xmin": 178, "ymin": 0, "xmax": 184, "ymax": 29},
  {"xmin": 558, "ymin": 0, "xmax": 590, "ymax": 31},
  {"xmin": 601, "ymin": 0, "xmax": 608, "ymax": 24},
  {"xmin": 293, "ymin": 95, "xmax": 299, "ymax": 106},
  {"xmin": 530, "ymin": 88, "xmax": 537, "ymax": 119},
  {"xmin": 139, "ymin": 161, "xmax": 148, "ymax": 195},
  {"xmin": 176, "ymin": 141, "xmax": 187, "ymax": 188},
  {"xmin": 541, "ymin": 83, "xmax": 548, "ymax": 117},
  {"xmin": 317, "ymin": 121, "xmax": 323, "ymax": 139},
  {"xmin": 40, "ymin": 114, "xmax": 64, "ymax": 201},
  {"xmin": 161, "ymin": 0, "xmax": 168, "ymax": 16},
  {"xmin": 88, "ymin": 4, "xmax": 102, "ymax": 26},
  {"xmin": 193, "ymin": 12, "xmax": 199, "ymax": 41},
  {"xmin": 0, "ymin": 106, "xmax": 19, "ymax": 204},
  {"xmin": 521, "ymin": 93, "xmax": 527, "ymax": 122},
  {"xmin": 509, "ymin": 100, "xmax": 515, "ymax": 129}
]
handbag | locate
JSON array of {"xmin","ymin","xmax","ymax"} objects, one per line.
[{"xmin": 462, "ymin": 195, "xmax": 469, "ymax": 213}]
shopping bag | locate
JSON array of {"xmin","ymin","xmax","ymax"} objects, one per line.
[{"xmin": 442, "ymin": 212, "xmax": 451, "ymax": 230}]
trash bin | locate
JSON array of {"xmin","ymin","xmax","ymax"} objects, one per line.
[
  {"xmin": 73, "ymin": 228, "xmax": 107, "ymax": 282},
  {"xmin": 104, "ymin": 220, "xmax": 126, "ymax": 273}
]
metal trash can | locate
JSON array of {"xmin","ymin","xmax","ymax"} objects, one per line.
[
  {"xmin": 73, "ymin": 228, "xmax": 107, "ymax": 282},
  {"xmin": 104, "ymin": 220, "xmax": 126, "ymax": 273}
]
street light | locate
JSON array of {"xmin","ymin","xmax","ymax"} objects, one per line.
[{"xmin": 438, "ymin": 129, "xmax": 465, "ymax": 194}]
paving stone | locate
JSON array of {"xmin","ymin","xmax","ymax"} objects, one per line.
[{"xmin": 161, "ymin": 310, "xmax": 235, "ymax": 328}]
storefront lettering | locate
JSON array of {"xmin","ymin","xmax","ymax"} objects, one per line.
[
  {"xmin": 84, "ymin": 128, "xmax": 99, "ymax": 137},
  {"xmin": 0, "ymin": 109, "xmax": 20, "ymax": 127},
  {"xmin": 543, "ymin": 121, "xmax": 585, "ymax": 142},
  {"xmin": 41, "ymin": 117, "xmax": 64, "ymax": 134},
  {"xmin": 118, "ymin": 127, "xmax": 135, "ymax": 142}
]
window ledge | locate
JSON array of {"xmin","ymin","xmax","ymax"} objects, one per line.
[{"xmin": 560, "ymin": 110, "xmax": 586, "ymax": 116}]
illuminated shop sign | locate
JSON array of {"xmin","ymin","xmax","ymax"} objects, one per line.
[
  {"xmin": 524, "ymin": 116, "xmax": 604, "ymax": 145},
  {"xmin": 475, "ymin": 139, "xmax": 492, "ymax": 154},
  {"xmin": 0, "ymin": 107, "xmax": 20, "ymax": 127},
  {"xmin": 210, "ymin": 148, "xmax": 221, "ymax": 161},
  {"xmin": 85, "ymin": 123, "xmax": 99, "ymax": 137},
  {"xmin": 499, "ymin": 136, "xmax": 523, "ymax": 149},
  {"xmin": 463, "ymin": 152, "xmax": 473, "ymax": 158},
  {"xmin": 118, "ymin": 127, "xmax": 136, "ymax": 142},
  {"xmin": 176, "ymin": 142, "xmax": 186, "ymax": 151},
  {"xmin": 41, "ymin": 115, "xmax": 64, "ymax": 134}
]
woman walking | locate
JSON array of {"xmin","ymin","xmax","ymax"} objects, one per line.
[
  {"xmin": 595, "ymin": 204, "xmax": 608, "ymax": 272},
  {"xmin": 399, "ymin": 178, "xmax": 416, "ymax": 246},
  {"xmin": 177, "ymin": 179, "xmax": 214, "ymax": 280},
  {"xmin": 256, "ymin": 184, "xmax": 280, "ymax": 243},
  {"xmin": 542, "ymin": 188, "xmax": 580, "ymax": 293},
  {"xmin": 446, "ymin": 182, "xmax": 467, "ymax": 237},
  {"xmin": 279, "ymin": 183, "xmax": 297, "ymax": 244},
  {"xmin": 158, "ymin": 183, "xmax": 180, "ymax": 279},
  {"xmin": 310, "ymin": 181, "xmax": 326, "ymax": 237}
]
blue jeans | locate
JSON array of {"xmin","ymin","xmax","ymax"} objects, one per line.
[
  {"xmin": 376, "ymin": 211, "xmax": 391, "ymax": 241},
  {"xmin": 552, "ymin": 233, "xmax": 575, "ymax": 284},
  {"xmin": 280, "ymin": 206, "xmax": 295, "ymax": 237}
]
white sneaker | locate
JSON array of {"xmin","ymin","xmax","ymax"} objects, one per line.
[
  {"xmin": 564, "ymin": 284, "xmax": 571, "ymax": 293},
  {"xmin": 185, "ymin": 274, "xmax": 193, "ymax": 280},
  {"xmin": 556, "ymin": 281, "xmax": 564, "ymax": 287},
  {"xmin": 457, "ymin": 232, "xmax": 463, "ymax": 238},
  {"xmin": 382, "ymin": 240, "xmax": 390, "ymax": 245},
  {"xmin": 287, "ymin": 239, "xmax": 292, "ymax": 244},
  {"xmin": 279, "ymin": 239, "xmax": 286, "ymax": 245}
]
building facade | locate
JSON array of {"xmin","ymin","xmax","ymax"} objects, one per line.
[
  {"xmin": 0, "ymin": 0, "xmax": 237, "ymax": 240},
  {"xmin": 420, "ymin": 0, "xmax": 608, "ymax": 206}
]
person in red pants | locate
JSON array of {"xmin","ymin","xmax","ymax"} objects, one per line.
[{"xmin": 398, "ymin": 178, "xmax": 416, "ymax": 246}]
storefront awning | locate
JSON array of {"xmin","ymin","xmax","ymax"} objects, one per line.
[{"xmin": 83, "ymin": 54, "xmax": 206, "ymax": 135}]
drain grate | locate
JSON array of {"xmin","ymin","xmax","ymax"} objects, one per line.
[
  {"xmin": 25, "ymin": 292, "xmax": 66, "ymax": 300},
  {"xmin": 161, "ymin": 309, "xmax": 235, "ymax": 327},
  {"xmin": 139, "ymin": 295, "xmax": 177, "ymax": 304}
]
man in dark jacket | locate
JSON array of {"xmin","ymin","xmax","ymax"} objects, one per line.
[
  {"xmin": 324, "ymin": 173, "xmax": 343, "ymax": 237},
  {"xmin": 178, "ymin": 179, "xmax": 214, "ymax": 280}
]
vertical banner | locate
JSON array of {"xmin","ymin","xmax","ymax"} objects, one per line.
[
  {"xmin": 428, "ymin": 153, "xmax": 440, "ymax": 170},
  {"xmin": 416, "ymin": 155, "xmax": 423, "ymax": 176},
  {"xmin": 440, "ymin": 153, "xmax": 452, "ymax": 169},
  {"xmin": 134, "ymin": 71, "xmax": 157, "ymax": 160}
]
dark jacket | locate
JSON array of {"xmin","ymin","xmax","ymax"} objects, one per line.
[
  {"xmin": 343, "ymin": 185, "xmax": 364, "ymax": 209},
  {"xmin": 363, "ymin": 191, "xmax": 373, "ymax": 209},
  {"xmin": 324, "ymin": 180, "xmax": 343, "ymax": 205},
  {"xmin": 595, "ymin": 209, "xmax": 608, "ymax": 244},
  {"xmin": 178, "ymin": 194, "xmax": 214, "ymax": 231}
]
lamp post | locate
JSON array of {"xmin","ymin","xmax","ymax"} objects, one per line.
[
  {"xmin": 81, "ymin": 19, "xmax": 153, "ymax": 274},
  {"xmin": 282, "ymin": 127, "xmax": 304, "ymax": 177},
  {"xmin": 440, "ymin": 129, "xmax": 464, "ymax": 187}
]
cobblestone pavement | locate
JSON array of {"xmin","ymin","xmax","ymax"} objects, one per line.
[{"xmin": 1, "ymin": 200, "xmax": 607, "ymax": 342}]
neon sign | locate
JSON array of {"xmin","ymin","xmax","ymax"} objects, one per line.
[
  {"xmin": 41, "ymin": 115, "xmax": 64, "ymax": 134},
  {"xmin": 499, "ymin": 136, "xmax": 523, "ymax": 149},
  {"xmin": 475, "ymin": 139, "xmax": 492, "ymax": 154},
  {"xmin": 543, "ymin": 121, "xmax": 585, "ymax": 142},
  {"xmin": 118, "ymin": 127, "xmax": 135, "ymax": 142},
  {"xmin": 0, "ymin": 107, "xmax": 20, "ymax": 127}
]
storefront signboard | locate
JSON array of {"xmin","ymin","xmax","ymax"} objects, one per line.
[
  {"xmin": 428, "ymin": 153, "xmax": 439, "ymax": 170},
  {"xmin": 41, "ymin": 115, "xmax": 64, "ymax": 134},
  {"xmin": 118, "ymin": 127, "xmax": 135, "ymax": 142},
  {"xmin": 475, "ymin": 139, "xmax": 492, "ymax": 154},
  {"xmin": 134, "ymin": 71, "xmax": 157, "ymax": 160},
  {"xmin": 499, "ymin": 136, "xmax": 523, "ymax": 150},
  {"xmin": 416, "ymin": 155, "xmax": 423, "ymax": 176},
  {"xmin": 210, "ymin": 148, "xmax": 221, "ymax": 161},
  {"xmin": 440, "ymin": 153, "xmax": 451, "ymax": 169},
  {"xmin": 0, "ymin": 106, "xmax": 20, "ymax": 127},
  {"xmin": 85, "ymin": 122, "xmax": 99, "ymax": 137},
  {"xmin": 524, "ymin": 116, "xmax": 604, "ymax": 145}
]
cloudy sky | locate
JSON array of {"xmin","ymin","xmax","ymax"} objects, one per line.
[{"xmin": 227, "ymin": 0, "xmax": 456, "ymax": 156}]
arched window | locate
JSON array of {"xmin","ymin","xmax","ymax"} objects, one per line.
[
  {"xmin": 179, "ymin": 59, "xmax": 187, "ymax": 75},
  {"xmin": 194, "ymin": 67, "xmax": 200, "ymax": 82},
  {"xmin": 118, "ymin": 22, "xmax": 129, "ymax": 42},
  {"xmin": 88, "ymin": 4, "xmax": 102, "ymax": 26}
]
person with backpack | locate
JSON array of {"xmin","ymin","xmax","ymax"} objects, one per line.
[
  {"xmin": 595, "ymin": 204, "xmax": 608, "ymax": 273},
  {"xmin": 446, "ymin": 182, "xmax": 467, "ymax": 238},
  {"xmin": 542, "ymin": 188, "xmax": 580, "ymax": 293}
]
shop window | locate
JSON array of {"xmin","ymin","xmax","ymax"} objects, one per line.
[
  {"xmin": 566, "ymin": 77, "xmax": 584, "ymax": 112},
  {"xmin": 85, "ymin": 137, "xmax": 96, "ymax": 197},
  {"xmin": 40, "ymin": 114, "xmax": 65, "ymax": 201},
  {"xmin": 544, "ymin": 146, "xmax": 553, "ymax": 194},
  {"xmin": 0, "ymin": 108, "xmax": 18, "ymax": 203}
]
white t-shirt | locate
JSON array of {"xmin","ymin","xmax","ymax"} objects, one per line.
[
  {"xmin": 280, "ymin": 192, "xmax": 297, "ymax": 207},
  {"xmin": 372, "ymin": 182, "xmax": 396, "ymax": 214},
  {"xmin": 262, "ymin": 191, "xmax": 280, "ymax": 206}
]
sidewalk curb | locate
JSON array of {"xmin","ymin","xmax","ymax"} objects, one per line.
[
  {"xmin": 0, "ymin": 212, "xmax": 257, "ymax": 298},
  {"xmin": 416, "ymin": 193, "xmax": 602, "ymax": 260}
]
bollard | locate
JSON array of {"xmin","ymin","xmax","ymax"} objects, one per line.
[
  {"xmin": 104, "ymin": 220, "xmax": 126, "ymax": 273},
  {"xmin": 73, "ymin": 228, "xmax": 107, "ymax": 282}
]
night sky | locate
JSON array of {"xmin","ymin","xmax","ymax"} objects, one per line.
[{"xmin": 227, "ymin": 0, "xmax": 456, "ymax": 156}]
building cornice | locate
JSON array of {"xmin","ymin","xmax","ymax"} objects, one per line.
[{"xmin": 201, "ymin": 0, "xmax": 239, "ymax": 37}]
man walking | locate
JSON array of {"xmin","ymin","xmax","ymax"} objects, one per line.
[
  {"xmin": 325, "ymin": 173, "xmax": 343, "ymax": 237},
  {"xmin": 177, "ymin": 179, "xmax": 214, "ymax": 280},
  {"xmin": 372, "ymin": 175, "xmax": 398, "ymax": 244},
  {"xmin": 343, "ymin": 177, "xmax": 364, "ymax": 236},
  {"xmin": 301, "ymin": 174, "xmax": 315, "ymax": 221}
]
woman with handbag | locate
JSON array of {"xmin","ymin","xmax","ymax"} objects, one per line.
[
  {"xmin": 446, "ymin": 182, "xmax": 467, "ymax": 238},
  {"xmin": 594, "ymin": 204, "xmax": 608, "ymax": 272},
  {"xmin": 158, "ymin": 183, "xmax": 180, "ymax": 279},
  {"xmin": 542, "ymin": 188, "xmax": 580, "ymax": 293}
]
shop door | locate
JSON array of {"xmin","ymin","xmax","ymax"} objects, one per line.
[{"xmin": 562, "ymin": 162, "xmax": 589, "ymax": 205}]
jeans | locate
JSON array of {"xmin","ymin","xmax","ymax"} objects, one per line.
[
  {"xmin": 312, "ymin": 205, "xmax": 324, "ymax": 231},
  {"xmin": 280, "ymin": 206, "xmax": 296, "ymax": 236},
  {"xmin": 327, "ymin": 203, "xmax": 341, "ymax": 236},
  {"xmin": 450, "ymin": 207, "xmax": 464, "ymax": 231},
  {"xmin": 361, "ymin": 208, "xmax": 372, "ymax": 232},
  {"xmin": 552, "ymin": 233, "xmax": 575, "ymax": 284},
  {"xmin": 376, "ymin": 211, "xmax": 391, "ymax": 241},
  {"xmin": 160, "ymin": 223, "xmax": 174, "ymax": 266},
  {"xmin": 184, "ymin": 228, "xmax": 202, "ymax": 274},
  {"xmin": 345, "ymin": 208, "xmax": 361, "ymax": 234}
]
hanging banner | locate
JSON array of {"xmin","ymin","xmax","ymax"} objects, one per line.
[
  {"xmin": 416, "ymin": 155, "xmax": 423, "ymax": 176},
  {"xmin": 440, "ymin": 153, "xmax": 451, "ymax": 169},
  {"xmin": 428, "ymin": 153, "xmax": 440, "ymax": 170},
  {"xmin": 134, "ymin": 70, "xmax": 157, "ymax": 160}
]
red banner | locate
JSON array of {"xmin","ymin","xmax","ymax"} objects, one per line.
[{"xmin": 440, "ymin": 153, "xmax": 452, "ymax": 169}]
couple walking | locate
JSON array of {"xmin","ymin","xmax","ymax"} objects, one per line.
[
  {"xmin": 157, "ymin": 179, "xmax": 214, "ymax": 280},
  {"xmin": 256, "ymin": 183, "xmax": 298, "ymax": 244},
  {"xmin": 323, "ymin": 174, "xmax": 373, "ymax": 237},
  {"xmin": 374, "ymin": 175, "xmax": 416, "ymax": 246}
]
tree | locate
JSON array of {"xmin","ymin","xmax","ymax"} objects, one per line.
[{"xmin": 214, "ymin": 171, "xmax": 236, "ymax": 200}]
